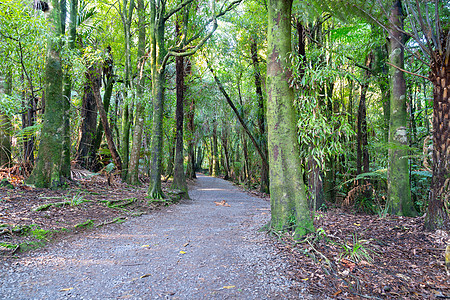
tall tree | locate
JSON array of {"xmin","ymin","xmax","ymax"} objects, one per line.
[
  {"xmin": 250, "ymin": 36, "xmax": 269, "ymax": 194},
  {"xmin": 126, "ymin": 0, "xmax": 146, "ymax": 185},
  {"xmin": 119, "ymin": 0, "xmax": 135, "ymax": 179},
  {"xmin": 27, "ymin": 0, "xmax": 66, "ymax": 187},
  {"xmin": 387, "ymin": 0, "xmax": 415, "ymax": 216},
  {"xmin": 75, "ymin": 65, "xmax": 100, "ymax": 170},
  {"xmin": 171, "ymin": 8, "xmax": 189, "ymax": 195},
  {"xmin": 266, "ymin": 0, "xmax": 314, "ymax": 237}
]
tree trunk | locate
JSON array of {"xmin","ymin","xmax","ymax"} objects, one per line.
[
  {"xmin": 267, "ymin": 0, "xmax": 314, "ymax": 237},
  {"xmin": 212, "ymin": 120, "xmax": 219, "ymax": 177},
  {"xmin": 250, "ymin": 38, "xmax": 269, "ymax": 194},
  {"xmin": 387, "ymin": 0, "xmax": 415, "ymax": 216},
  {"xmin": 308, "ymin": 157, "xmax": 324, "ymax": 210},
  {"xmin": 242, "ymin": 131, "xmax": 249, "ymax": 184},
  {"xmin": 208, "ymin": 63, "xmax": 269, "ymax": 181},
  {"xmin": 171, "ymin": 18, "xmax": 188, "ymax": 195},
  {"xmin": 126, "ymin": 0, "xmax": 145, "ymax": 185},
  {"xmin": 75, "ymin": 66, "xmax": 99, "ymax": 170},
  {"xmin": 149, "ymin": 69, "xmax": 166, "ymax": 198},
  {"xmin": 22, "ymin": 80, "xmax": 35, "ymax": 164},
  {"xmin": 27, "ymin": 0, "xmax": 65, "ymax": 187},
  {"xmin": 356, "ymin": 54, "xmax": 371, "ymax": 178},
  {"xmin": 185, "ymin": 92, "xmax": 196, "ymax": 179},
  {"xmin": 0, "ymin": 72, "xmax": 12, "ymax": 167},
  {"xmin": 60, "ymin": 0, "xmax": 76, "ymax": 178},
  {"xmin": 424, "ymin": 39, "xmax": 450, "ymax": 230},
  {"xmin": 89, "ymin": 65, "xmax": 122, "ymax": 172},
  {"xmin": 93, "ymin": 47, "xmax": 115, "ymax": 159},
  {"xmin": 221, "ymin": 124, "xmax": 230, "ymax": 180},
  {"xmin": 120, "ymin": 0, "xmax": 135, "ymax": 180}
]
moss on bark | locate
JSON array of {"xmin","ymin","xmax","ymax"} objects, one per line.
[{"xmin": 267, "ymin": 0, "xmax": 314, "ymax": 238}]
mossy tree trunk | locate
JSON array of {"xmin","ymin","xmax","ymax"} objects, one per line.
[
  {"xmin": 266, "ymin": 0, "xmax": 314, "ymax": 237},
  {"xmin": 387, "ymin": 0, "xmax": 415, "ymax": 216},
  {"xmin": 60, "ymin": 0, "xmax": 76, "ymax": 178},
  {"xmin": 27, "ymin": 0, "xmax": 65, "ymax": 188}
]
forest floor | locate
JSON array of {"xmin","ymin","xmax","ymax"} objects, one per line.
[{"xmin": 0, "ymin": 169, "xmax": 449, "ymax": 299}]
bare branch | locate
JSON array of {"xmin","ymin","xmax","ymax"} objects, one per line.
[
  {"xmin": 164, "ymin": 0, "xmax": 194, "ymax": 21},
  {"xmin": 386, "ymin": 61, "xmax": 429, "ymax": 80}
]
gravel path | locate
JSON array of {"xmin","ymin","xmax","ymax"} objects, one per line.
[{"xmin": 0, "ymin": 175, "xmax": 308, "ymax": 299}]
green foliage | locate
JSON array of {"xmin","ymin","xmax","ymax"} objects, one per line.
[
  {"xmin": 69, "ymin": 191, "xmax": 86, "ymax": 206},
  {"xmin": 338, "ymin": 233, "xmax": 374, "ymax": 263}
]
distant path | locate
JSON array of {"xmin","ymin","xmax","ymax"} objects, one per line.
[{"xmin": 0, "ymin": 174, "xmax": 307, "ymax": 299}]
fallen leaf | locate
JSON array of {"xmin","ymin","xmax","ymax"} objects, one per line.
[
  {"xmin": 353, "ymin": 223, "xmax": 360, "ymax": 226},
  {"xmin": 302, "ymin": 278, "xmax": 309, "ymax": 281},
  {"xmin": 214, "ymin": 200, "xmax": 231, "ymax": 207},
  {"xmin": 183, "ymin": 242, "xmax": 189, "ymax": 247},
  {"xmin": 179, "ymin": 250, "xmax": 186, "ymax": 254},
  {"xmin": 140, "ymin": 274, "xmax": 151, "ymax": 278},
  {"xmin": 223, "ymin": 285, "xmax": 235, "ymax": 289},
  {"xmin": 60, "ymin": 287, "xmax": 73, "ymax": 291},
  {"xmin": 141, "ymin": 245, "xmax": 150, "ymax": 248}
]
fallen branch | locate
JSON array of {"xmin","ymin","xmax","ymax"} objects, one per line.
[{"xmin": 33, "ymin": 201, "xmax": 71, "ymax": 211}]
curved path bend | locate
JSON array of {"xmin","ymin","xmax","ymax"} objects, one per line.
[{"xmin": 0, "ymin": 175, "xmax": 308, "ymax": 299}]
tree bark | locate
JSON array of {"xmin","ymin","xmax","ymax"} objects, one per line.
[
  {"xmin": 387, "ymin": 0, "xmax": 415, "ymax": 216},
  {"xmin": 212, "ymin": 120, "xmax": 219, "ymax": 176},
  {"xmin": 89, "ymin": 65, "xmax": 122, "ymax": 172},
  {"xmin": 250, "ymin": 38, "xmax": 269, "ymax": 194},
  {"xmin": 356, "ymin": 53, "xmax": 371, "ymax": 178},
  {"xmin": 75, "ymin": 66, "xmax": 99, "ymax": 170},
  {"xmin": 185, "ymin": 95, "xmax": 196, "ymax": 179},
  {"xmin": 424, "ymin": 37, "xmax": 450, "ymax": 230},
  {"xmin": 126, "ymin": 0, "xmax": 146, "ymax": 185},
  {"xmin": 27, "ymin": 0, "xmax": 65, "ymax": 187},
  {"xmin": 171, "ymin": 16, "xmax": 188, "ymax": 195},
  {"xmin": 0, "ymin": 72, "xmax": 12, "ymax": 167},
  {"xmin": 267, "ymin": 0, "xmax": 314, "ymax": 237}
]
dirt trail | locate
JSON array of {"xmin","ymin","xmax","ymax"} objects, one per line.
[{"xmin": 0, "ymin": 174, "xmax": 308, "ymax": 299}]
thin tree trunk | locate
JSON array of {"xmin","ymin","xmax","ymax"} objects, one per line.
[
  {"xmin": 267, "ymin": 0, "xmax": 314, "ymax": 237},
  {"xmin": 208, "ymin": 63, "xmax": 269, "ymax": 175},
  {"xmin": 212, "ymin": 120, "xmax": 219, "ymax": 177},
  {"xmin": 171, "ymin": 17, "xmax": 188, "ymax": 195},
  {"xmin": 357, "ymin": 54, "xmax": 371, "ymax": 178},
  {"xmin": 89, "ymin": 66, "xmax": 122, "ymax": 172},
  {"xmin": 185, "ymin": 76, "xmax": 196, "ymax": 179},
  {"xmin": 126, "ymin": 0, "xmax": 146, "ymax": 185},
  {"xmin": 250, "ymin": 38, "xmax": 269, "ymax": 194}
]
